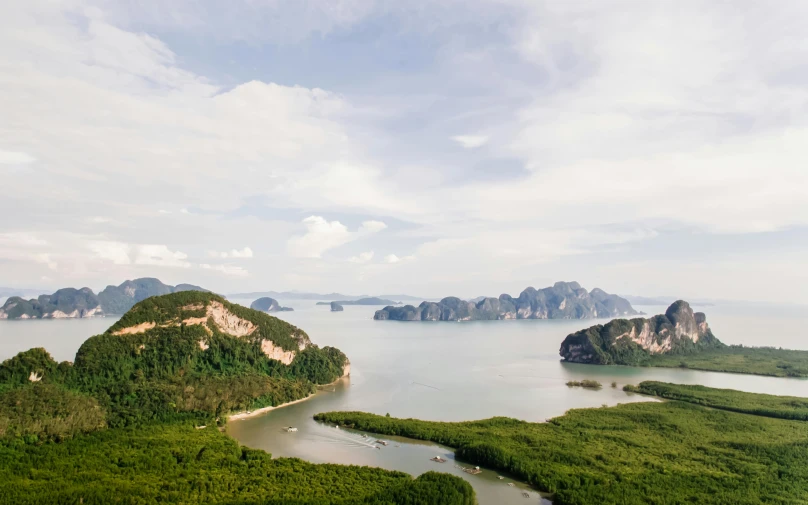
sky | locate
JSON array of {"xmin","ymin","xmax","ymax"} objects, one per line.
[{"xmin": 1, "ymin": 1, "xmax": 807, "ymax": 303}]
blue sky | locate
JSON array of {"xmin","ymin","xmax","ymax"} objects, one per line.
[{"xmin": 1, "ymin": 0, "xmax": 807, "ymax": 303}]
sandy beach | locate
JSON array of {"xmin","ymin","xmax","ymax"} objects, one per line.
[{"xmin": 227, "ymin": 394, "xmax": 316, "ymax": 422}]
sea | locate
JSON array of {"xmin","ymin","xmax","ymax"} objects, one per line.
[{"xmin": 1, "ymin": 299, "xmax": 806, "ymax": 505}]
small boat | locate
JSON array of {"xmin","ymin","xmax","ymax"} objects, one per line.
[
  {"xmin": 508, "ymin": 483, "xmax": 515, "ymax": 488},
  {"xmin": 522, "ymin": 492, "xmax": 530, "ymax": 498},
  {"xmin": 376, "ymin": 440, "xmax": 389, "ymax": 446},
  {"xmin": 430, "ymin": 456, "xmax": 447, "ymax": 463},
  {"xmin": 497, "ymin": 476, "xmax": 504, "ymax": 480},
  {"xmin": 462, "ymin": 466, "xmax": 482, "ymax": 475},
  {"xmin": 285, "ymin": 427, "xmax": 298, "ymax": 432}
]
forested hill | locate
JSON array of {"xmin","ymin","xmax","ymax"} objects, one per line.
[
  {"xmin": 0, "ymin": 277, "xmax": 209, "ymax": 319},
  {"xmin": 0, "ymin": 292, "xmax": 474, "ymax": 504},
  {"xmin": 374, "ymin": 281, "xmax": 637, "ymax": 321},
  {"xmin": 0, "ymin": 291, "xmax": 350, "ymax": 433}
]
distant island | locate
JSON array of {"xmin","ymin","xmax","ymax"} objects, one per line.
[
  {"xmin": 250, "ymin": 297, "xmax": 294, "ymax": 312},
  {"xmin": 374, "ymin": 281, "xmax": 637, "ymax": 321},
  {"xmin": 559, "ymin": 300, "xmax": 808, "ymax": 377},
  {"xmin": 0, "ymin": 278, "xmax": 208, "ymax": 320},
  {"xmin": 229, "ymin": 290, "xmax": 424, "ymax": 302},
  {"xmin": 316, "ymin": 297, "xmax": 398, "ymax": 306},
  {"xmin": 330, "ymin": 302, "xmax": 344, "ymax": 312}
]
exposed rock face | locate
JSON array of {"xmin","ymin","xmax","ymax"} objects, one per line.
[
  {"xmin": 108, "ymin": 293, "xmax": 313, "ymax": 364},
  {"xmin": 373, "ymin": 282, "xmax": 637, "ymax": 321},
  {"xmin": 559, "ymin": 300, "xmax": 724, "ymax": 365},
  {"xmin": 330, "ymin": 302, "xmax": 344, "ymax": 312},
  {"xmin": 250, "ymin": 297, "xmax": 294, "ymax": 313},
  {"xmin": 0, "ymin": 278, "xmax": 209, "ymax": 320}
]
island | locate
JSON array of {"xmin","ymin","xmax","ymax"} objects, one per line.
[
  {"xmin": 249, "ymin": 297, "xmax": 294, "ymax": 312},
  {"xmin": 0, "ymin": 277, "xmax": 209, "ymax": 320},
  {"xmin": 559, "ymin": 300, "xmax": 808, "ymax": 377},
  {"xmin": 315, "ymin": 382, "xmax": 808, "ymax": 504},
  {"xmin": 330, "ymin": 302, "xmax": 344, "ymax": 312},
  {"xmin": 373, "ymin": 281, "xmax": 637, "ymax": 321},
  {"xmin": 0, "ymin": 292, "xmax": 472, "ymax": 504},
  {"xmin": 316, "ymin": 297, "xmax": 398, "ymax": 306}
]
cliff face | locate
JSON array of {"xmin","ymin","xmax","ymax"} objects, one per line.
[
  {"xmin": 330, "ymin": 302, "xmax": 344, "ymax": 312},
  {"xmin": 559, "ymin": 300, "xmax": 723, "ymax": 365},
  {"xmin": 250, "ymin": 297, "xmax": 294, "ymax": 313},
  {"xmin": 373, "ymin": 282, "xmax": 637, "ymax": 321},
  {"xmin": 0, "ymin": 278, "xmax": 209, "ymax": 320}
]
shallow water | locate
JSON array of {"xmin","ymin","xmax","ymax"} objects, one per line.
[{"xmin": 2, "ymin": 300, "xmax": 807, "ymax": 504}]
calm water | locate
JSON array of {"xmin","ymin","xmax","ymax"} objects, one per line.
[{"xmin": 2, "ymin": 300, "xmax": 807, "ymax": 504}]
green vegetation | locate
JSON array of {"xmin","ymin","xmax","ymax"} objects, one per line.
[
  {"xmin": 625, "ymin": 381, "xmax": 808, "ymax": 421},
  {"xmin": 644, "ymin": 345, "xmax": 808, "ymax": 377},
  {"xmin": 565, "ymin": 380, "xmax": 602, "ymax": 388},
  {"xmin": 316, "ymin": 387, "xmax": 808, "ymax": 505},
  {"xmin": 0, "ymin": 423, "xmax": 474, "ymax": 505},
  {"xmin": 0, "ymin": 292, "xmax": 474, "ymax": 504}
]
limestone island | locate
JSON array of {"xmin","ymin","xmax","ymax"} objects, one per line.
[
  {"xmin": 373, "ymin": 281, "xmax": 637, "ymax": 321},
  {"xmin": 250, "ymin": 297, "xmax": 294, "ymax": 312},
  {"xmin": 330, "ymin": 302, "xmax": 344, "ymax": 312},
  {"xmin": 0, "ymin": 277, "xmax": 208, "ymax": 320},
  {"xmin": 559, "ymin": 300, "xmax": 723, "ymax": 364}
]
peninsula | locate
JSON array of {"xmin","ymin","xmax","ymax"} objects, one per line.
[
  {"xmin": 374, "ymin": 281, "xmax": 637, "ymax": 321},
  {"xmin": 559, "ymin": 300, "xmax": 808, "ymax": 377}
]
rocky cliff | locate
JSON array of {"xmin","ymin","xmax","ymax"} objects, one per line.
[
  {"xmin": 330, "ymin": 302, "xmax": 344, "ymax": 312},
  {"xmin": 559, "ymin": 300, "xmax": 724, "ymax": 365},
  {"xmin": 250, "ymin": 297, "xmax": 294, "ymax": 312},
  {"xmin": 373, "ymin": 282, "xmax": 637, "ymax": 321},
  {"xmin": 0, "ymin": 278, "xmax": 209, "ymax": 320}
]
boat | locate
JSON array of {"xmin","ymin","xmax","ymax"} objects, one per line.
[
  {"xmin": 522, "ymin": 492, "xmax": 530, "ymax": 498},
  {"xmin": 285, "ymin": 427, "xmax": 298, "ymax": 432},
  {"xmin": 497, "ymin": 476, "xmax": 504, "ymax": 480},
  {"xmin": 462, "ymin": 466, "xmax": 482, "ymax": 475},
  {"xmin": 376, "ymin": 440, "xmax": 389, "ymax": 446},
  {"xmin": 430, "ymin": 456, "xmax": 447, "ymax": 463}
]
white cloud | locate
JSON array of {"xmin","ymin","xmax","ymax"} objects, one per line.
[
  {"xmin": 287, "ymin": 216, "xmax": 386, "ymax": 258},
  {"xmin": 200, "ymin": 263, "xmax": 248, "ymax": 277},
  {"xmin": 0, "ymin": 150, "xmax": 36, "ymax": 165},
  {"xmin": 450, "ymin": 135, "xmax": 488, "ymax": 149},
  {"xmin": 210, "ymin": 247, "xmax": 253, "ymax": 259},
  {"xmin": 133, "ymin": 245, "xmax": 190, "ymax": 268},
  {"xmin": 360, "ymin": 221, "xmax": 387, "ymax": 233},
  {"xmin": 384, "ymin": 254, "xmax": 400, "ymax": 264},
  {"xmin": 349, "ymin": 251, "xmax": 374, "ymax": 263},
  {"xmin": 89, "ymin": 241, "xmax": 131, "ymax": 265}
]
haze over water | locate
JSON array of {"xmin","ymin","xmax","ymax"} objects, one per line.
[{"xmin": 2, "ymin": 300, "xmax": 807, "ymax": 504}]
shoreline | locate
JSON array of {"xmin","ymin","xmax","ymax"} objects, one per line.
[
  {"xmin": 227, "ymin": 375, "xmax": 349, "ymax": 422},
  {"xmin": 227, "ymin": 394, "xmax": 315, "ymax": 421}
]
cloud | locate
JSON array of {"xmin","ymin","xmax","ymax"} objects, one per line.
[
  {"xmin": 89, "ymin": 241, "xmax": 131, "ymax": 265},
  {"xmin": 287, "ymin": 216, "xmax": 386, "ymax": 258},
  {"xmin": 133, "ymin": 245, "xmax": 190, "ymax": 268},
  {"xmin": 200, "ymin": 263, "xmax": 248, "ymax": 277},
  {"xmin": 384, "ymin": 254, "xmax": 415, "ymax": 264},
  {"xmin": 450, "ymin": 135, "xmax": 488, "ymax": 149},
  {"xmin": 0, "ymin": 150, "xmax": 36, "ymax": 165},
  {"xmin": 210, "ymin": 247, "xmax": 253, "ymax": 259},
  {"xmin": 349, "ymin": 251, "xmax": 374, "ymax": 263},
  {"xmin": 360, "ymin": 221, "xmax": 387, "ymax": 233}
]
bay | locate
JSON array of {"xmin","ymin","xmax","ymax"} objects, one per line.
[{"xmin": 2, "ymin": 299, "xmax": 807, "ymax": 504}]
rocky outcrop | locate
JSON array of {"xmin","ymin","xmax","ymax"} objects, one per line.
[
  {"xmin": 250, "ymin": 297, "xmax": 294, "ymax": 313},
  {"xmin": 316, "ymin": 297, "xmax": 398, "ymax": 306},
  {"xmin": 559, "ymin": 300, "xmax": 724, "ymax": 365},
  {"xmin": 330, "ymin": 302, "xmax": 344, "ymax": 312},
  {"xmin": 0, "ymin": 278, "xmax": 209, "ymax": 320},
  {"xmin": 373, "ymin": 282, "xmax": 637, "ymax": 321}
]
